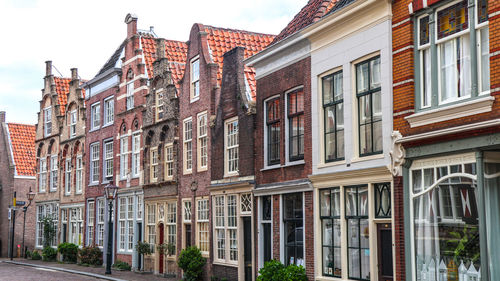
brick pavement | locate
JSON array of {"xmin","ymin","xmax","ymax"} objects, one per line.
[{"xmin": 0, "ymin": 259, "xmax": 178, "ymax": 281}]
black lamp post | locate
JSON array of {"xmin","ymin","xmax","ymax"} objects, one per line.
[
  {"xmin": 22, "ymin": 187, "xmax": 36, "ymax": 258},
  {"xmin": 104, "ymin": 180, "xmax": 118, "ymax": 275}
]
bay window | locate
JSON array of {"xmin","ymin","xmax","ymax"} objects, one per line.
[
  {"xmin": 356, "ymin": 56, "xmax": 382, "ymax": 156},
  {"xmin": 322, "ymin": 71, "xmax": 344, "ymax": 162}
]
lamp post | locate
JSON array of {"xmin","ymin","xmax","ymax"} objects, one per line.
[
  {"xmin": 104, "ymin": 180, "xmax": 118, "ymax": 275},
  {"xmin": 22, "ymin": 187, "xmax": 36, "ymax": 258}
]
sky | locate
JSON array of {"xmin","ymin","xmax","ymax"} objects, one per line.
[{"xmin": 0, "ymin": 0, "xmax": 306, "ymax": 125}]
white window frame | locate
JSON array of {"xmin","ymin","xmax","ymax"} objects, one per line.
[
  {"xmin": 103, "ymin": 139, "xmax": 113, "ymax": 182},
  {"xmin": 91, "ymin": 102, "xmax": 100, "ymax": 130},
  {"xmin": 118, "ymin": 196, "xmax": 135, "ymax": 252},
  {"xmin": 190, "ymin": 56, "xmax": 200, "ymax": 102},
  {"xmin": 75, "ymin": 155, "xmax": 83, "ymax": 194},
  {"xmin": 120, "ymin": 136, "xmax": 129, "ymax": 180},
  {"xmin": 126, "ymin": 81, "xmax": 134, "ymax": 110},
  {"xmin": 68, "ymin": 207, "xmax": 83, "ymax": 245},
  {"xmin": 183, "ymin": 117, "xmax": 193, "ymax": 174},
  {"xmin": 147, "ymin": 203, "xmax": 156, "ymax": 246},
  {"xmin": 156, "ymin": 89, "xmax": 164, "ymax": 121},
  {"xmin": 131, "ymin": 133, "xmax": 140, "ymax": 178},
  {"xmin": 103, "ymin": 96, "xmax": 114, "ymax": 126},
  {"xmin": 197, "ymin": 112, "xmax": 208, "ymax": 171},
  {"xmin": 87, "ymin": 200, "xmax": 95, "ymax": 246},
  {"xmin": 90, "ymin": 142, "xmax": 100, "ymax": 184},
  {"xmin": 96, "ymin": 198, "xmax": 105, "ymax": 247},
  {"xmin": 39, "ymin": 158, "xmax": 47, "ymax": 192},
  {"xmin": 70, "ymin": 109, "xmax": 77, "ymax": 138},
  {"xmin": 264, "ymin": 95, "xmax": 281, "ymax": 169},
  {"xmin": 258, "ymin": 195, "xmax": 273, "ymax": 270},
  {"xmin": 64, "ymin": 157, "xmax": 71, "ymax": 195},
  {"xmin": 196, "ymin": 198, "xmax": 209, "ymax": 256},
  {"xmin": 213, "ymin": 194, "xmax": 239, "ymax": 265},
  {"xmin": 224, "ymin": 117, "xmax": 239, "ymax": 177},
  {"xmin": 166, "ymin": 202, "xmax": 177, "ymax": 256},
  {"xmin": 285, "ymin": 86, "xmax": 305, "ymax": 164},
  {"xmin": 50, "ymin": 155, "xmax": 58, "ymax": 192},
  {"xmin": 44, "ymin": 107, "xmax": 52, "ymax": 137},
  {"xmin": 150, "ymin": 147, "xmax": 158, "ymax": 182},
  {"xmin": 165, "ymin": 143, "xmax": 174, "ymax": 181}
]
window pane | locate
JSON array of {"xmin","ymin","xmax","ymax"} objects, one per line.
[
  {"xmin": 420, "ymin": 16, "xmax": 430, "ymax": 45},
  {"xmin": 480, "ymin": 27, "xmax": 490, "ymax": 93},
  {"xmin": 333, "ymin": 219, "xmax": 341, "ymax": 247},
  {"xmin": 370, "ymin": 57, "xmax": 381, "ymax": 89},
  {"xmin": 331, "ymin": 189, "xmax": 340, "ymax": 217},
  {"xmin": 320, "ymin": 190, "xmax": 331, "ymax": 217},
  {"xmin": 422, "ymin": 49, "xmax": 431, "ymax": 107},
  {"xmin": 437, "ymin": 1, "xmax": 468, "ymax": 40},
  {"xmin": 358, "ymin": 186, "xmax": 368, "ymax": 217},
  {"xmin": 356, "ymin": 63, "xmax": 369, "ymax": 94},
  {"xmin": 348, "ymin": 248, "xmax": 361, "ymax": 279},
  {"xmin": 440, "ymin": 40, "xmax": 457, "ymax": 102},
  {"xmin": 323, "ymin": 75, "xmax": 333, "ymax": 105},
  {"xmin": 348, "ymin": 220, "xmax": 359, "ymax": 248},
  {"xmin": 334, "ymin": 72, "xmax": 343, "ymax": 101},
  {"xmin": 478, "ymin": 0, "xmax": 488, "ymax": 24},
  {"xmin": 458, "ymin": 34, "xmax": 471, "ymax": 97},
  {"xmin": 322, "ymin": 219, "xmax": 332, "ymax": 245},
  {"xmin": 360, "ymin": 219, "xmax": 369, "ymax": 248},
  {"xmin": 346, "ymin": 188, "xmax": 357, "ymax": 216}
]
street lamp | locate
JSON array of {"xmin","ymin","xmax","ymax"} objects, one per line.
[
  {"xmin": 104, "ymin": 180, "xmax": 118, "ymax": 275},
  {"xmin": 22, "ymin": 187, "xmax": 36, "ymax": 258}
]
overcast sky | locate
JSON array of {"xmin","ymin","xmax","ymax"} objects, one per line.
[{"xmin": 0, "ymin": 0, "xmax": 305, "ymax": 124}]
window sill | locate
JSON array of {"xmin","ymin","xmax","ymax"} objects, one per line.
[
  {"xmin": 88, "ymin": 182, "xmax": 99, "ymax": 187},
  {"xmin": 102, "ymin": 123, "xmax": 113, "ymax": 128},
  {"xmin": 351, "ymin": 153, "xmax": 384, "ymax": 163},
  {"xmin": 183, "ymin": 170, "xmax": 193, "ymax": 175},
  {"xmin": 317, "ymin": 160, "xmax": 346, "ymax": 169},
  {"xmin": 405, "ymin": 96, "xmax": 495, "ymax": 128},
  {"xmin": 212, "ymin": 261, "xmax": 238, "ymax": 267},
  {"xmin": 190, "ymin": 97, "xmax": 200, "ymax": 103},
  {"xmin": 260, "ymin": 160, "xmax": 305, "ymax": 171},
  {"xmin": 88, "ymin": 127, "xmax": 101, "ymax": 133}
]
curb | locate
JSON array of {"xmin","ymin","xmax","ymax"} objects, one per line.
[{"xmin": 1, "ymin": 260, "xmax": 128, "ymax": 281}]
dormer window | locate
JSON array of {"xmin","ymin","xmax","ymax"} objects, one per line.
[
  {"xmin": 191, "ymin": 57, "xmax": 200, "ymax": 101},
  {"xmin": 44, "ymin": 107, "xmax": 52, "ymax": 137}
]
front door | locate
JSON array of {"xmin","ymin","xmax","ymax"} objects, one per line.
[
  {"xmin": 185, "ymin": 224, "xmax": 191, "ymax": 247},
  {"xmin": 159, "ymin": 223, "xmax": 164, "ymax": 274},
  {"xmin": 377, "ymin": 223, "xmax": 393, "ymax": 281},
  {"xmin": 243, "ymin": 217, "xmax": 252, "ymax": 281}
]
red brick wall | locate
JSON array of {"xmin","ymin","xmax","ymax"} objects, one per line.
[{"xmin": 393, "ymin": 176, "xmax": 405, "ymax": 281}]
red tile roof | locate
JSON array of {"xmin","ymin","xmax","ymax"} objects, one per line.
[
  {"xmin": 203, "ymin": 25, "xmax": 276, "ymax": 100},
  {"xmin": 272, "ymin": 0, "xmax": 340, "ymax": 44},
  {"xmin": 7, "ymin": 123, "xmax": 36, "ymax": 177},
  {"xmin": 54, "ymin": 77, "xmax": 71, "ymax": 115},
  {"xmin": 141, "ymin": 35, "xmax": 188, "ymax": 88}
]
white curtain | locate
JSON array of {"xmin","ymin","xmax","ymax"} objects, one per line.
[
  {"xmin": 459, "ymin": 35, "xmax": 471, "ymax": 97},
  {"xmin": 440, "ymin": 40, "xmax": 457, "ymax": 102}
]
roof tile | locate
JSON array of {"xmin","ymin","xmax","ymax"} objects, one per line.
[
  {"xmin": 54, "ymin": 77, "xmax": 71, "ymax": 115},
  {"xmin": 7, "ymin": 123, "xmax": 36, "ymax": 177}
]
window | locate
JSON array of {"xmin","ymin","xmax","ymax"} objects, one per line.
[
  {"xmin": 90, "ymin": 143, "xmax": 100, "ymax": 183},
  {"xmin": 266, "ymin": 97, "xmax": 280, "ymax": 166},
  {"xmin": 126, "ymin": 82, "xmax": 134, "ymax": 110},
  {"xmin": 103, "ymin": 140, "xmax": 113, "ymax": 181},
  {"xmin": 416, "ymin": 0, "xmax": 490, "ymax": 110},
  {"xmin": 39, "ymin": 158, "xmax": 47, "ymax": 192},
  {"xmin": 225, "ymin": 118, "xmax": 239, "ymax": 175},
  {"xmin": 260, "ymin": 196, "xmax": 272, "ymax": 267},
  {"xmin": 213, "ymin": 195, "xmax": 238, "ymax": 263},
  {"xmin": 132, "ymin": 133, "xmax": 140, "ymax": 178},
  {"xmin": 320, "ymin": 188, "xmax": 341, "ymax": 277},
  {"xmin": 166, "ymin": 202, "xmax": 177, "ymax": 255},
  {"xmin": 197, "ymin": 199, "xmax": 209, "ymax": 255},
  {"xmin": 147, "ymin": 204, "xmax": 156, "ymax": 245},
  {"xmin": 75, "ymin": 157, "xmax": 82, "ymax": 192},
  {"xmin": 191, "ymin": 58, "xmax": 200, "ymax": 101},
  {"xmin": 150, "ymin": 147, "xmax": 158, "ymax": 182},
  {"xmin": 345, "ymin": 186, "xmax": 369, "ymax": 280},
  {"xmin": 184, "ymin": 118, "xmax": 193, "ymax": 173},
  {"xmin": 183, "ymin": 200, "xmax": 192, "ymax": 223},
  {"xmin": 70, "ymin": 110, "xmax": 77, "ymax": 138},
  {"xmin": 165, "ymin": 144, "xmax": 174, "ymax": 180},
  {"xmin": 50, "ymin": 155, "xmax": 58, "ymax": 192},
  {"xmin": 65, "ymin": 158, "xmax": 71, "ymax": 195},
  {"xmin": 118, "ymin": 196, "xmax": 135, "ymax": 252},
  {"xmin": 97, "ymin": 198, "xmax": 105, "ymax": 246},
  {"xmin": 198, "ymin": 113, "xmax": 208, "ymax": 170},
  {"xmin": 137, "ymin": 195, "xmax": 143, "ymax": 221},
  {"xmin": 287, "ymin": 89, "xmax": 304, "ymax": 161},
  {"xmin": 374, "ymin": 183, "xmax": 391, "ymax": 218},
  {"xmin": 68, "ymin": 207, "xmax": 83, "ymax": 245},
  {"xmin": 91, "ymin": 103, "xmax": 100, "ymax": 130},
  {"xmin": 240, "ymin": 193, "xmax": 252, "ymax": 214},
  {"xmin": 87, "ymin": 201, "xmax": 94, "ymax": 246},
  {"xmin": 156, "ymin": 90, "xmax": 164, "ymax": 121},
  {"xmin": 104, "ymin": 97, "xmax": 114, "ymax": 126},
  {"xmin": 36, "ymin": 203, "xmax": 58, "ymax": 247},
  {"xmin": 283, "ymin": 193, "xmax": 304, "ymax": 266},
  {"xmin": 44, "ymin": 107, "xmax": 52, "ymax": 137},
  {"xmin": 120, "ymin": 136, "xmax": 128, "ymax": 180},
  {"xmin": 323, "ymin": 71, "xmax": 344, "ymax": 162},
  {"xmin": 356, "ymin": 56, "xmax": 382, "ymax": 156}
]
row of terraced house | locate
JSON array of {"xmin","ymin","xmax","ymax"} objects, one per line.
[{"xmin": 2, "ymin": 0, "xmax": 494, "ymax": 280}]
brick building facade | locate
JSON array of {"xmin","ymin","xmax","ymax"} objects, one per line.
[{"xmin": 392, "ymin": 0, "xmax": 500, "ymax": 280}]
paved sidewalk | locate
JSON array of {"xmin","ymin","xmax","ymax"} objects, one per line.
[{"xmin": 0, "ymin": 259, "xmax": 177, "ymax": 281}]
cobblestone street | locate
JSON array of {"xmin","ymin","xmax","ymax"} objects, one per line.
[{"xmin": 0, "ymin": 262, "xmax": 105, "ymax": 280}]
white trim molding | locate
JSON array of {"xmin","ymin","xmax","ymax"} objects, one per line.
[{"xmin": 405, "ymin": 96, "xmax": 495, "ymax": 128}]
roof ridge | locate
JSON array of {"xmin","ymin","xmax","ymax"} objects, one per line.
[
  {"xmin": 7, "ymin": 122, "xmax": 35, "ymax": 127},
  {"xmin": 203, "ymin": 24, "xmax": 276, "ymax": 37}
]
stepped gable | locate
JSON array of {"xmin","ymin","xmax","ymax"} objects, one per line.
[
  {"xmin": 6, "ymin": 123, "xmax": 36, "ymax": 176},
  {"xmin": 204, "ymin": 25, "xmax": 275, "ymax": 100}
]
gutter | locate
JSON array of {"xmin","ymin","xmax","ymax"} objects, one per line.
[{"xmin": 245, "ymin": 0, "xmax": 376, "ymax": 66}]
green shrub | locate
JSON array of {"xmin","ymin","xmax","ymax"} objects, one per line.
[
  {"xmin": 25, "ymin": 250, "xmax": 32, "ymax": 259},
  {"xmin": 31, "ymin": 251, "xmax": 41, "ymax": 260},
  {"xmin": 42, "ymin": 246, "xmax": 57, "ymax": 261},
  {"xmin": 57, "ymin": 243, "xmax": 78, "ymax": 263},
  {"xmin": 112, "ymin": 260, "xmax": 131, "ymax": 271},
  {"xmin": 257, "ymin": 260, "xmax": 307, "ymax": 281},
  {"xmin": 78, "ymin": 246, "xmax": 103, "ymax": 266},
  {"xmin": 178, "ymin": 246, "xmax": 206, "ymax": 281},
  {"xmin": 135, "ymin": 241, "xmax": 153, "ymax": 255}
]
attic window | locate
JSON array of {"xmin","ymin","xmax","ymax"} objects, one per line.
[{"xmin": 244, "ymin": 76, "xmax": 252, "ymax": 103}]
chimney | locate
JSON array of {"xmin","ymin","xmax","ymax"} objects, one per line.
[
  {"xmin": 71, "ymin": 68, "xmax": 78, "ymax": 81},
  {"xmin": 125, "ymin": 13, "xmax": 138, "ymax": 39},
  {"xmin": 45, "ymin": 61, "xmax": 52, "ymax": 76},
  {"xmin": 156, "ymin": 39, "xmax": 166, "ymax": 59},
  {"xmin": 0, "ymin": 111, "xmax": 5, "ymax": 123}
]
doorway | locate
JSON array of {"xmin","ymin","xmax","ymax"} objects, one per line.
[
  {"xmin": 243, "ymin": 217, "xmax": 252, "ymax": 281},
  {"xmin": 185, "ymin": 224, "xmax": 191, "ymax": 247},
  {"xmin": 159, "ymin": 223, "xmax": 164, "ymax": 274},
  {"xmin": 377, "ymin": 223, "xmax": 393, "ymax": 281}
]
